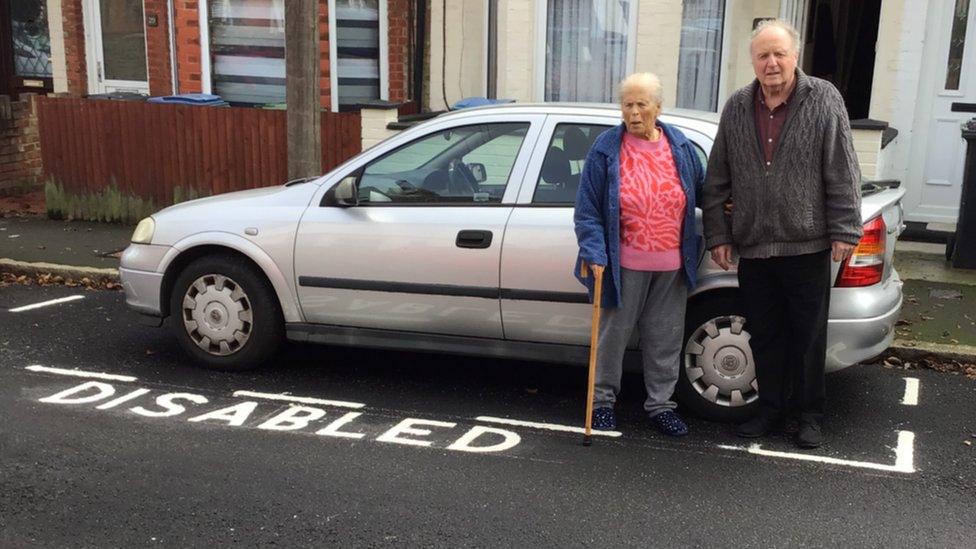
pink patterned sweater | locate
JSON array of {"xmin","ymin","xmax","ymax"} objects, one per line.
[{"xmin": 618, "ymin": 130, "xmax": 686, "ymax": 271}]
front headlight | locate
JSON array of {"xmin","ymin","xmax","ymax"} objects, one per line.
[{"xmin": 131, "ymin": 217, "xmax": 156, "ymax": 244}]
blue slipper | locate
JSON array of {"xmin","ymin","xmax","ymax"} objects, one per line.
[
  {"xmin": 650, "ymin": 410, "xmax": 688, "ymax": 437},
  {"xmin": 592, "ymin": 407, "xmax": 616, "ymax": 431}
]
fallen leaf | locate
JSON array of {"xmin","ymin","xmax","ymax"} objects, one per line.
[{"xmin": 895, "ymin": 319, "xmax": 912, "ymax": 326}]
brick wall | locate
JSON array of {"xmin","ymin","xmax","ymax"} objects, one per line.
[
  {"xmin": 62, "ymin": 0, "xmax": 87, "ymax": 95},
  {"xmin": 174, "ymin": 1, "xmax": 203, "ymax": 93},
  {"xmin": 387, "ymin": 0, "xmax": 410, "ymax": 102},
  {"xmin": 0, "ymin": 96, "xmax": 43, "ymax": 196},
  {"xmin": 144, "ymin": 0, "xmax": 174, "ymax": 95}
]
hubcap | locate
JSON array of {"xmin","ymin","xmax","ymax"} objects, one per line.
[
  {"xmin": 683, "ymin": 315, "xmax": 759, "ymax": 408},
  {"xmin": 181, "ymin": 274, "xmax": 253, "ymax": 356}
]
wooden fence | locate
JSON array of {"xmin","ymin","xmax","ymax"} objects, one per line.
[{"xmin": 36, "ymin": 97, "xmax": 361, "ymax": 222}]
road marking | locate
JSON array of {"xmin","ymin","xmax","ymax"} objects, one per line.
[
  {"xmin": 718, "ymin": 430, "xmax": 916, "ymax": 474},
  {"xmin": 232, "ymin": 390, "xmax": 365, "ymax": 409},
  {"xmin": 476, "ymin": 416, "xmax": 622, "ymax": 438},
  {"xmin": 25, "ymin": 364, "xmax": 137, "ymax": 382},
  {"xmin": 902, "ymin": 377, "xmax": 920, "ymax": 406},
  {"xmin": 9, "ymin": 295, "xmax": 85, "ymax": 312}
]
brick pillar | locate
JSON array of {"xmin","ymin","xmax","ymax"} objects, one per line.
[
  {"xmin": 360, "ymin": 103, "xmax": 401, "ymax": 150},
  {"xmin": 387, "ymin": 0, "xmax": 410, "ymax": 102},
  {"xmin": 174, "ymin": 1, "xmax": 203, "ymax": 93},
  {"xmin": 0, "ymin": 95, "xmax": 43, "ymax": 196},
  {"xmin": 319, "ymin": 0, "xmax": 332, "ymax": 109},
  {"xmin": 62, "ymin": 0, "xmax": 88, "ymax": 95},
  {"xmin": 144, "ymin": 0, "xmax": 175, "ymax": 95}
]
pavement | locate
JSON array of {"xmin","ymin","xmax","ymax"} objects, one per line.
[{"xmin": 2, "ymin": 213, "xmax": 976, "ymax": 364}]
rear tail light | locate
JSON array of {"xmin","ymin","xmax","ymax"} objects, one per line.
[{"xmin": 836, "ymin": 216, "xmax": 886, "ymax": 287}]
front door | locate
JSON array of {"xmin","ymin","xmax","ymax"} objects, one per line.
[
  {"xmin": 906, "ymin": 0, "xmax": 976, "ymax": 223},
  {"xmin": 0, "ymin": 0, "xmax": 54, "ymax": 98},
  {"xmin": 83, "ymin": 0, "xmax": 149, "ymax": 94}
]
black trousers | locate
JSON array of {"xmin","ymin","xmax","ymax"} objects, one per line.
[{"xmin": 738, "ymin": 250, "xmax": 831, "ymax": 420}]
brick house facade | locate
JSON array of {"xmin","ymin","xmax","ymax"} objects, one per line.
[{"xmin": 54, "ymin": 0, "xmax": 415, "ymax": 110}]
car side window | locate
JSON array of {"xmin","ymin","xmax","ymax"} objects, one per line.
[
  {"xmin": 532, "ymin": 124, "xmax": 612, "ymax": 205},
  {"xmin": 357, "ymin": 122, "xmax": 529, "ymax": 205}
]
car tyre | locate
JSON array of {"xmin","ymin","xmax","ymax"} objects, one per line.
[
  {"xmin": 168, "ymin": 254, "xmax": 283, "ymax": 370},
  {"xmin": 677, "ymin": 292, "xmax": 759, "ymax": 423}
]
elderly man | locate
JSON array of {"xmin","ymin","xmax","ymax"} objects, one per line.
[{"xmin": 702, "ymin": 19, "xmax": 862, "ymax": 448}]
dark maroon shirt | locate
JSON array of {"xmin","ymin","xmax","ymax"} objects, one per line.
[{"xmin": 754, "ymin": 85, "xmax": 795, "ymax": 166}]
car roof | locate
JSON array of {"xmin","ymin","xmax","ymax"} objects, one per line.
[{"xmin": 432, "ymin": 102, "xmax": 721, "ymax": 126}]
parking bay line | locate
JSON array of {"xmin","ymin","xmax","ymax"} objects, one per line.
[
  {"xmin": 718, "ymin": 430, "xmax": 916, "ymax": 474},
  {"xmin": 902, "ymin": 377, "xmax": 920, "ymax": 406},
  {"xmin": 9, "ymin": 295, "xmax": 85, "ymax": 313},
  {"xmin": 25, "ymin": 364, "xmax": 138, "ymax": 382},
  {"xmin": 232, "ymin": 390, "xmax": 366, "ymax": 409},
  {"xmin": 476, "ymin": 416, "xmax": 623, "ymax": 438}
]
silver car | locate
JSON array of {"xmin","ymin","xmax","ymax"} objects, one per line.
[{"xmin": 120, "ymin": 104, "xmax": 905, "ymax": 422}]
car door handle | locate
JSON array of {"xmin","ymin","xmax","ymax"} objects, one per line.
[{"xmin": 456, "ymin": 230, "xmax": 493, "ymax": 249}]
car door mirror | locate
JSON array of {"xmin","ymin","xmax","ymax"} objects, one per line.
[
  {"xmin": 322, "ymin": 176, "xmax": 359, "ymax": 207},
  {"xmin": 467, "ymin": 163, "xmax": 487, "ymax": 183}
]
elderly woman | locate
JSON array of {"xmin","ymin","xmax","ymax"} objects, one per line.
[{"xmin": 574, "ymin": 72, "xmax": 704, "ymax": 435}]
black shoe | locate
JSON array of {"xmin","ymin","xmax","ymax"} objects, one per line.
[
  {"xmin": 736, "ymin": 410, "xmax": 779, "ymax": 438},
  {"xmin": 795, "ymin": 419, "xmax": 823, "ymax": 448}
]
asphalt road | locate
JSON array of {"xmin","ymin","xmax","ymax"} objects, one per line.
[{"xmin": 1, "ymin": 284, "xmax": 974, "ymax": 547}]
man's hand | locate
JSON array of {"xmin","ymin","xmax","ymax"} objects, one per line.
[
  {"xmin": 710, "ymin": 244, "xmax": 734, "ymax": 271},
  {"xmin": 580, "ymin": 261, "xmax": 605, "ymax": 278},
  {"xmin": 831, "ymin": 241, "xmax": 856, "ymax": 262}
]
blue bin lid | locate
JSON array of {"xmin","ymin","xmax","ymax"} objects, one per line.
[
  {"xmin": 451, "ymin": 97, "xmax": 515, "ymax": 110},
  {"xmin": 147, "ymin": 93, "xmax": 228, "ymax": 106}
]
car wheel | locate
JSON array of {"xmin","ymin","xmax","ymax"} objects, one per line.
[
  {"xmin": 168, "ymin": 254, "xmax": 283, "ymax": 370},
  {"xmin": 677, "ymin": 292, "xmax": 759, "ymax": 422}
]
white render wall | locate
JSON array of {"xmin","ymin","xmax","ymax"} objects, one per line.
[
  {"xmin": 870, "ymin": 0, "xmax": 930, "ymax": 186},
  {"xmin": 427, "ymin": 0, "xmax": 488, "ymax": 110},
  {"xmin": 48, "ymin": 0, "xmax": 68, "ymax": 94},
  {"xmin": 722, "ymin": 0, "xmax": 780, "ymax": 99},
  {"xmin": 633, "ymin": 0, "xmax": 683, "ymax": 107},
  {"xmin": 495, "ymin": 0, "xmax": 536, "ymax": 102}
]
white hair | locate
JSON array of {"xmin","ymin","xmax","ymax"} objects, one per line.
[
  {"xmin": 751, "ymin": 19, "xmax": 802, "ymax": 55},
  {"xmin": 617, "ymin": 72, "xmax": 663, "ymax": 105}
]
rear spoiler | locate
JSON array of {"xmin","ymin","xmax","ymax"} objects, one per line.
[{"xmin": 861, "ymin": 179, "xmax": 901, "ymax": 194}]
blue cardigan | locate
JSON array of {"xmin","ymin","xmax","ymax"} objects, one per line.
[{"xmin": 573, "ymin": 122, "xmax": 705, "ymax": 308}]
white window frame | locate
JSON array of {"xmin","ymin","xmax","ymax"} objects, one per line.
[
  {"xmin": 533, "ymin": 0, "xmax": 638, "ymax": 102},
  {"xmin": 82, "ymin": 0, "xmax": 151, "ymax": 95},
  {"xmin": 329, "ymin": 0, "xmax": 389, "ymax": 112},
  {"xmin": 199, "ymin": 0, "xmax": 212, "ymax": 94}
]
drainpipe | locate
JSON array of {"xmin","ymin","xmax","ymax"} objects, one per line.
[
  {"xmin": 168, "ymin": 0, "xmax": 178, "ymax": 94},
  {"xmin": 413, "ymin": 0, "xmax": 427, "ymax": 109}
]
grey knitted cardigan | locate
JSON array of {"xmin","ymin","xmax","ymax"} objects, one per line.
[{"xmin": 702, "ymin": 69, "xmax": 863, "ymax": 259}]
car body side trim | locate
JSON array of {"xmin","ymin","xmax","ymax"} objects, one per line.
[
  {"xmin": 499, "ymin": 288, "xmax": 590, "ymax": 303},
  {"xmin": 298, "ymin": 276, "xmax": 499, "ymax": 299},
  {"xmin": 297, "ymin": 276, "xmax": 591, "ymax": 303}
]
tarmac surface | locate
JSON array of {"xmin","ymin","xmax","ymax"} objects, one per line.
[{"xmin": 1, "ymin": 283, "xmax": 975, "ymax": 546}]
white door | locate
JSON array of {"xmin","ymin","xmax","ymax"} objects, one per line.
[
  {"xmin": 83, "ymin": 0, "xmax": 149, "ymax": 94},
  {"xmin": 906, "ymin": 0, "xmax": 976, "ymax": 223}
]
